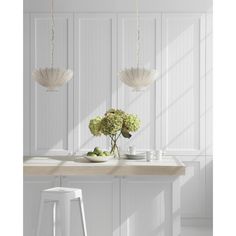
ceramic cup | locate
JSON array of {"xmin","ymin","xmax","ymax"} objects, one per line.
[
  {"xmin": 128, "ymin": 146, "xmax": 136, "ymax": 155},
  {"xmin": 146, "ymin": 151, "xmax": 152, "ymax": 162}
]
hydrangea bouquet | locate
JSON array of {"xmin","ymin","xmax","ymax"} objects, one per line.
[{"xmin": 89, "ymin": 108, "xmax": 141, "ymax": 157}]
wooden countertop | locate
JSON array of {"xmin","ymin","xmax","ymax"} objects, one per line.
[{"xmin": 23, "ymin": 156, "xmax": 185, "ymax": 176}]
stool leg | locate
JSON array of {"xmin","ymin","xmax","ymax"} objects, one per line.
[
  {"xmin": 59, "ymin": 199, "xmax": 70, "ymax": 236},
  {"xmin": 78, "ymin": 196, "xmax": 87, "ymax": 236},
  {"xmin": 36, "ymin": 196, "xmax": 44, "ymax": 236}
]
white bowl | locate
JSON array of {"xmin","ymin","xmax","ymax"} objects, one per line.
[{"xmin": 84, "ymin": 155, "xmax": 114, "ymax": 163}]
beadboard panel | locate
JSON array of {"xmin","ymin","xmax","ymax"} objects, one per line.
[
  {"xmin": 30, "ymin": 14, "xmax": 73, "ymax": 155},
  {"xmin": 162, "ymin": 14, "xmax": 206, "ymax": 155},
  {"xmin": 118, "ymin": 14, "xmax": 161, "ymax": 150},
  {"xmin": 61, "ymin": 176, "xmax": 120, "ymax": 236},
  {"xmin": 178, "ymin": 156, "xmax": 206, "ymax": 218},
  {"xmin": 74, "ymin": 15, "xmax": 115, "ymax": 152}
]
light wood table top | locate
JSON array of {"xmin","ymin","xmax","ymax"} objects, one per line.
[{"xmin": 23, "ymin": 156, "xmax": 185, "ymax": 176}]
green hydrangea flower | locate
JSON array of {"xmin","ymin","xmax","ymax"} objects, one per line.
[
  {"xmin": 89, "ymin": 116, "xmax": 102, "ymax": 136},
  {"xmin": 123, "ymin": 114, "xmax": 141, "ymax": 132},
  {"xmin": 105, "ymin": 108, "xmax": 126, "ymax": 118},
  {"xmin": 100, "ymin": 113, "xmax": 123, "ymax": 135}
]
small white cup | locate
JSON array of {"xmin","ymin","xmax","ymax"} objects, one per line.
[
  {"xmin": 146, "ymin": 151, "xmax": 152, "ymax": 162},
  {"xmin": 129, "ymin": 146, "xmax": 136, "ymax": 155}
]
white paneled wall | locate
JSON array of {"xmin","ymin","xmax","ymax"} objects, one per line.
[
  {"xmin": 24, "ymin": 10, "xmax": 212, "ymax": 225},
  {"xmin": 25, "ymin": 13, "xmax": 211, "ymax": 156}
]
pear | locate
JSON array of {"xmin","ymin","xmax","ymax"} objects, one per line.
[
  {"xmin": 104, "ymin": 151, "xmax": 110, "ymax": 156},
  {"xmin": 94, "ymin": 147, "xmax": 102, "ymax": 155}
]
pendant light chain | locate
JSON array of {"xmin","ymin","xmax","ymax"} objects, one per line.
[
  {"xmin": 50, "ymin": 0, "xmax": 55, "ymax": 68},
  {"xmin": 136, "ymin": 0, "xmax": 141, "ymax": 68},
  {"xmin": 118, "ymin": 0, "xmax": 158, "ymax": 91}
]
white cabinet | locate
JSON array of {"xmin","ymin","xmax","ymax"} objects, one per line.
[
  {"xmin": 120, "ymin": 176, "xmax": 181, "ymax": 236},
  {"xmin": 23, "ymin": 176, "xmax": 60, "ymax": 236},
  {"xmin": 61, "ymin": 176, "xmax": 120, "ymax": 236},
  {"xmin": 60, "ymin": 176, "xmax": 181, "ymax": 236}
]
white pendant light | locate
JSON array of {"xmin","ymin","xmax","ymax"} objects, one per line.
[
  {"xmin": 119, "ymin": 0, "xmax": 158, "ymax": 91},
  {"xmin": 32, "ymin": 0, "xmax": 73, "ymax": 91}
]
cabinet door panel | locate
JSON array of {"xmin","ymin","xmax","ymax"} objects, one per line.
[
  {"xmin": 23, "ymin": 176, "xmax": 60, "ymax": 236},
  {"xmin": 121, "ymin": 176, "xmax": 180, "ymax": 236},
  {"xmin": 74, "ymin": 15, "xmax": 115, "ymax": 153},
  {"xmin": 61, "ymin": 176, "xmax": 120, "ymax": 236},
  {"xmin": 118, "ymin": 14, "xmax": 162, "ymax": 151},
  {"xmin": 30, "ymin": 14, "xmax": 73, "ymax": 155},
  {"xmin": 162, "ymin": 14, "xmax": 206, "ymax": 155}
]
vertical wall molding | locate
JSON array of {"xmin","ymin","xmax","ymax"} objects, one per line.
[
  {"xmin": 24, "ymin": 13, "xmax": 31, "ymax": 156},
  {"xmin": 206, "ymin": 13, "xmax": 213, "ymax": 156}
]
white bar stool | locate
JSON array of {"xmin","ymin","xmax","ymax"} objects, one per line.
[{"xmin": 36, "ymin": 187, "xmax": 87, "ymax": 236}]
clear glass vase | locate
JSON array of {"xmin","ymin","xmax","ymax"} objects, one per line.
[{"xmin": 110, "ymin": 140, "xmax": 120, "ymax": 159}]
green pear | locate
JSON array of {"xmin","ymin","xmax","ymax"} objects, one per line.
[{"xmin": 94, "ymin": 147, "xmax": 101, "ymax": 155}]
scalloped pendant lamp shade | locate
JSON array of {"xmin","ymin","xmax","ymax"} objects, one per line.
[
  {"xmin": 32, "ymin": 0, "xmax": 73, "ymax": 91},
  {"xmin": 32, "ymin": 68, "xmax": 73, "ymax": 91},
  {"xmin": 119, "ymin": 67, "xmax": 158, "ymax": 92},
  {"xmin": 119, "ymin": 0, "xmax": 158, "ymax": 91}
]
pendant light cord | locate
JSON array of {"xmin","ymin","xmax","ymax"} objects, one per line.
[
  {"xmin": 50, "ymin": 0, "xmax": 55, "ymax": 68},
  {"xmin": 136, "ymin": 0, "xmax": 141, "ymax": 68}
]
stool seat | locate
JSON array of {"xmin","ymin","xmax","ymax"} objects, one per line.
[
  {"xmin": 36, "ymin": 187, "xmax": 87, "ymax": 236},
  {"xmin": 43, "ymin": 187, "xmax": 82, "ymax": 200}
]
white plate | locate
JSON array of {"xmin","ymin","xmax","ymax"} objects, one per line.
[
  {"xmin": 84, "ymin": 155, "xmax": 114, "ymax": 163},
  {"xmin": 125, "ymin": 153, "xmax": 145, "ymax": 160}
]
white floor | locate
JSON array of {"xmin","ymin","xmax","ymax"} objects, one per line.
[{"xmin": 182, "ymin": 227, "xmax": 213, "ymax": 236}]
